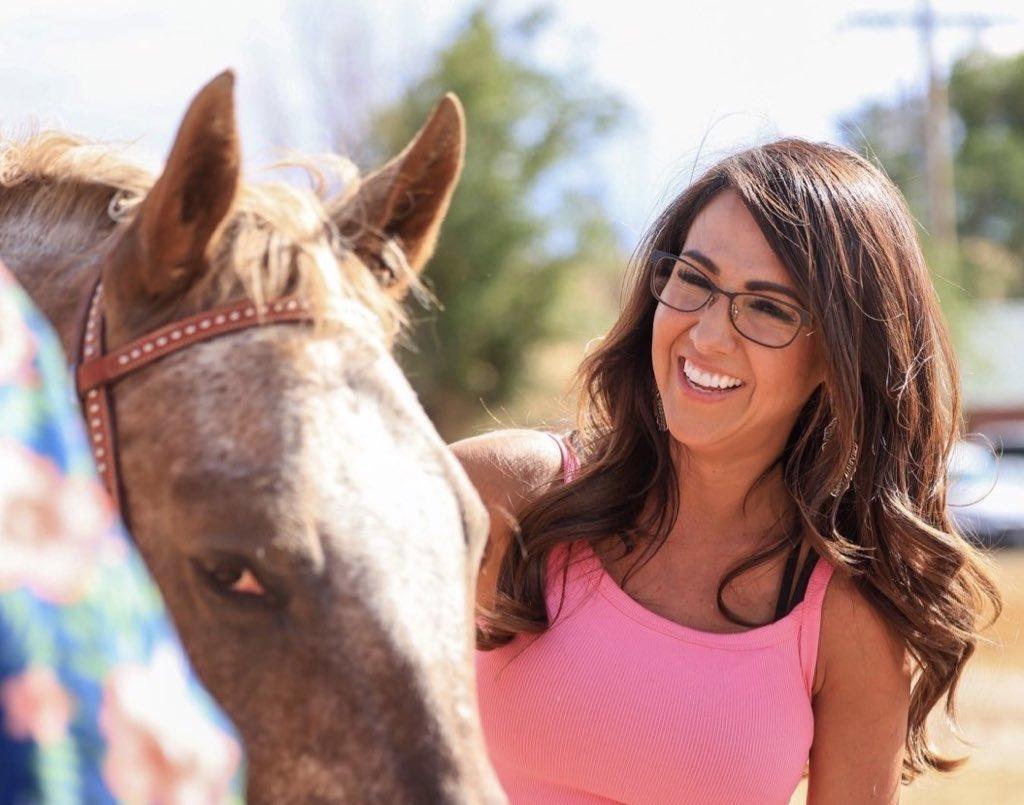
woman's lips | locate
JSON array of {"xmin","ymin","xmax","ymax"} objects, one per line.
[{"xmin": 677, "ymin": 357, "xmax": 745, "ymax": 402}]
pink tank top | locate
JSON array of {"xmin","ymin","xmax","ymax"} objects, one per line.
[{"xmin": 475, "ymin": 433, "xmax": 835, "ymax": 804}]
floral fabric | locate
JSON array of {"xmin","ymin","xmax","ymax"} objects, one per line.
[{"xmin": 0, "ymin": 262, "xmax": 243, "ymax": 803}]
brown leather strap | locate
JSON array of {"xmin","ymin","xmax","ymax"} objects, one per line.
[
  {"xmin": 75, "ymin": 281, "xmax": 314, "ymax": 519},
  {"xmin": 77, "ymin": 292, "xmax": 314, "ymax": 391}
]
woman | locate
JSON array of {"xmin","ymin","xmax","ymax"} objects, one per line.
[{"xmin": 457, "ymin": 139, "xmax": 1001, "ymax": 804}]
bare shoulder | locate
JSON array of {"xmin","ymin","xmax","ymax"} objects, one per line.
[
  {"xmin": 813, "ymin": 567, "xmax": 912, "ymax": 699},
  {"xmin": 450, "ymin": 429, "xmax": 564, "ymax": 609},
  {"xmin": 450, "ymin": 428, "xmax": 564, "ymax": 510},
  {"xmin": 807, "ymin": 568, "xmax": 914, "ymax": 802}
]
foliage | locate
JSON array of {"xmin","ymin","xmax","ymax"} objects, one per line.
[
  {"xmin": 839, "ymin": 48, "xmax": 1024, "ymax": 301},
  {"xmin": 949, "ymin": 50, "xmax": 1024, "ymax": 298},
  {"xmin": 366, "ymin": 4, "xmax": 628, "ymax": 439}
]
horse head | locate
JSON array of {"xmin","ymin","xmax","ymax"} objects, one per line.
[{"xmin": 0, "ymin": 70, "xmax": 502, "ymax": 803}]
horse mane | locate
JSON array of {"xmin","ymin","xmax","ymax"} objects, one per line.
[{"xmin": 0, "ymin": 129, "xmax": 422, "ymax": 346}]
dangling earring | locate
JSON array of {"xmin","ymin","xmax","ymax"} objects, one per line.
[
  {"xmin": 821, "ymin": 417, "xmax": 858, "ymax": 497},
  {"xmin": 654, "ymin": 390, "xmax": 668, "ymax": 431}
]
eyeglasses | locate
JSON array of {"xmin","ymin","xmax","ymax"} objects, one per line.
[{"xmin": 649, "ymin": 250, "xmax": 813, "ymax": 349}]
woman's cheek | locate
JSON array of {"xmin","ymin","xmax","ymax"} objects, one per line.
[
  {"xmin": 651, "ymin": 315, "xmax": 675, "ymax": 380},
  {"xmin": 651, "ymin": 306, "xmax": 678, "ymax": 373}
]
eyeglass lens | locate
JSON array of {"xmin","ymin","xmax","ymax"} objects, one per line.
[{"xmin": 652, "ymin": 255, "xmax": 802, "ymax": 347}]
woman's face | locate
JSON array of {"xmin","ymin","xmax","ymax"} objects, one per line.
[{"xmin": 651, "ymin": 189, "xmax": 825, "ymax": 459}]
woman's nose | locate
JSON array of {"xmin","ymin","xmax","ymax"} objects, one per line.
[{"xmin": 689, "ymin": 293, "xmax": 737, "ymax": 353}]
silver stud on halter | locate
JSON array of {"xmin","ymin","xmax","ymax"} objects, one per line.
[{"xmin": 74, "ymin": 277, "xmax": 315, "ymax": 517}]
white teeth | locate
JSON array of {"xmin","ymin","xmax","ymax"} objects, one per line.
[{"xmin": 683, "ymin": 358, "xmax": 743, "ymax": 390}]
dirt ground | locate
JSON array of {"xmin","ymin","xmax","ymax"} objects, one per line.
[{"xmin": 790, "ymin": 550, "xmax": 1024, "ymax": 803}]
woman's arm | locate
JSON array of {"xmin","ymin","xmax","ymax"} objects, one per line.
[
  {"xmin": 450, "ymin": 429, "xmax": 562, "ymax": 612},
  {"xmin": 806, "ymin": 572, "xmax": 914, "ymax": 804}
]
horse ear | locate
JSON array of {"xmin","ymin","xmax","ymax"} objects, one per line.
[
  {"xmin": 331, "ymin": 93, "xmax": 465, "ymax": 298},
  {"xmin": 105, "ymin": 70, "xmax": 240, "ymax": 314}
]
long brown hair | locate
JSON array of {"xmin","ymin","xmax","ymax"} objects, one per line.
[{"xmin": 476, "ymin": 138, "xmax": 1002, "ymax": 781}]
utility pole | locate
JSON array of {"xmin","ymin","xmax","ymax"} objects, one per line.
[{"xmin": 845, "ymin": 1, "xmax": 1011, "ymax": 252}]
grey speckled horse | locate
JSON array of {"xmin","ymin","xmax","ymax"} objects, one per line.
[{"xmin": 0, "ymin": 71, "xmax": 503, "ymax": 804}]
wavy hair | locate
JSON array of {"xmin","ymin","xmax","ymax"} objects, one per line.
[{"xmin": 476, "ymin": 138, "xmax": 1002, "ymax": 782}]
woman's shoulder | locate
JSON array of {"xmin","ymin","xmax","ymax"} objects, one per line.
[
  {"xmin": 451, "ymin": 429, "xmax": 565, "ymax": 612},
  {"xmin": 450, "ymin": 428, "xmax": 565, "ymax": 504},
  {"xmin": 807, "ymin": 563, "xmax": 913, "ymax": 797},
  {"xmin": 814, "ymin": 564, "xmax": 912, "ymax": 699}
]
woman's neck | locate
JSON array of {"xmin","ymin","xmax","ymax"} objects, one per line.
[{"xmin": 667, "ymin": 439, "xmax": 793, "ymax": 551}]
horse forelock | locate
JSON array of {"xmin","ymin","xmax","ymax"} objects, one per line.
[{"xmin": 0, "ymin": 129, "xmax": 417, "ymax": 348}]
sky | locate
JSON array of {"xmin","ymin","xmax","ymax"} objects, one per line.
[{"xmin": 0, "ymin": 0, "xmax": 1022, "ymax": 247}]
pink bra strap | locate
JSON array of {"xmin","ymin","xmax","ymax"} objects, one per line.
[{"xmin": 797, "ymin": 559, "xmax": 836, "ymax": 696}]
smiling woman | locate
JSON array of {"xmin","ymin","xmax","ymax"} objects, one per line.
[
  {"xmin": 651, "ymin": 189, "xmax": 827, "ymax": 456},
  {"xmin": 465, "ymin": 138, "xmax": 1003, "ymax": 804}
]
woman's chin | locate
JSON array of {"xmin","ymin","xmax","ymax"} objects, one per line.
[
  {"xmin": 665, "ymin": 401, "xmax": 747, "ymax": 443},
  {"xmin": 665, "ymin": 424, "xmax": 729, "ymax": 453}
]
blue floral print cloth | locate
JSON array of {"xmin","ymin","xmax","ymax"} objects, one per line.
[{"xmin": 0, "ymin": 261, "xmax": 243, "ymax": 803}]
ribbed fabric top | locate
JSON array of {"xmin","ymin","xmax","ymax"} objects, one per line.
[{"xmin": 475, "ymin": 433, "xmax": 835, "ymax": 804}]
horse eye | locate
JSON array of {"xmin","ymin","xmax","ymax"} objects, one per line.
[
  {"xmin": 227, "ymin": 568, "xmax": 266, "ymax": 596},
  {"xmin": 201, "ymin": 560, "xmax": 267, "ymax": 597}
]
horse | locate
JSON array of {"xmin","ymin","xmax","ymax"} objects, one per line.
[{"xmin": 0, "ymin": 70, "xmax": 504, "ymax": 804}]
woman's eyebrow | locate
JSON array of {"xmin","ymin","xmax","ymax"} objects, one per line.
[{"xmin": 681, "ymin": 249, "xmax": 803, "ymax": 303}]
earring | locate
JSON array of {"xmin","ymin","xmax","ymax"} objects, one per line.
[
  {"xmin": 821, "ymin": 417, "xmax": 858, "ymax": 497},
  {"xmin": 821, "ymin": 418, "xmax": 835, "ymax": 449},
  {"xmin": 654, "ymin": 390, "xmax": 668, "ymax": 431}
]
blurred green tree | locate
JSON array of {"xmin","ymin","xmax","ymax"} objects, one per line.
[
  {"xmin": 839, "ymin": 49, "xmax": 1024, "ymax": 302},
  {"xmin": 949, "ymin": 50, "xmax": 1024, "ymax": 299},
  {"xmin": 365, "ymin": 5, "xmax": 628, "ymax": 440}
]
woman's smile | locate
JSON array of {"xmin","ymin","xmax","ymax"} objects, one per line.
[{"xmin": 677, "ymin": 356, "xmax": 747, "ymax": 403}]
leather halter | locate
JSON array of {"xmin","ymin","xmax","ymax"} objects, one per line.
[{"xmin": 74, "ymin": 272, "xmax": 314, "ymax": 517}]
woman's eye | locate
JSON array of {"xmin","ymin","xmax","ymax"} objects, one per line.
[
  {"xmin": 678, "ymin": 268, "xmax": 712, "ymax": 288},
  {"xmin": 751, "ymin": 298, "xmax": 796, "ymax": 322}
]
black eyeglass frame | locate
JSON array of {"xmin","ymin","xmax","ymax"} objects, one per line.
[{"xmin": 648, "ymin": 249, "xmax": 814, "ymax": 349}]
